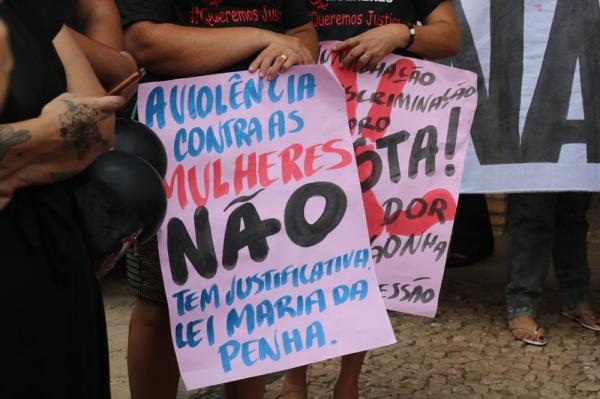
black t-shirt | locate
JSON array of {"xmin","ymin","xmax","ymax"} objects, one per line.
[
  {"xmin": 0, "ymin": 0, "xmax": 67, "ymax": 122},
  {"xmin": 306, "ymin": 0, "xmax": 446, "ymax": 57},
  {"xmin": 117, "ymin": 0, "xmax": 311, "ymax": 76}
]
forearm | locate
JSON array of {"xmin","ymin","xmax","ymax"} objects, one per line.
[
  {"xmin": 287, "ymin": 23, "xmax": 318, "ymax": 61},
  {"xmin": 0, "ymin": 118, "xmax": 53, "ymax": 177},
  {"xmin": 69, "ymin": 27, "xmax": 137, "ymax": 88},
  {"xmin": 77, "ymin": 0, "xmax": 124, "ymax": 49},
  {"xmin": 53, "ymin": 27, "xmax": 115, "ymax": 145},
  {"xmin": 403, "ymin": 2, "xmax": 461, "ymax": 60},
  {"xmin": 125, "ymin": 23, "xmax": 276, "ymax": 76},
  {"xmin": 402, "ymin": 22, "xmax": 461, "ymax": 60}
]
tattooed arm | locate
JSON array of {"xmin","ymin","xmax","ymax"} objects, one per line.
[
  {"xmin": 53, "ymin": 25, "xmax": 117, "ymax": 150},
  {"xmin": 0, "ymin": 27, "xmax": 124, "ymax": 208},
  {"xmin": 0, "ymin": 93, "xmax": 124, "ymax": 207}
]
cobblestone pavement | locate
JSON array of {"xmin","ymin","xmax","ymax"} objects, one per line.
[{"xmin": 104, "ymin": 235, "xmax": 600, "ymax": 399}]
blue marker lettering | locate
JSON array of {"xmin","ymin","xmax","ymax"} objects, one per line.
[
  {"xmin": 174, "ymin": 128, "xmax": 188, "ymax": 162},
  {"xmin": 288, "ymin": 110, "xmax": 304, "ymax": 133},
  {"xmin": 170, "ymin": 85, "xmax": 186, "ymax": 124},
  {"xmin": 145, "ymin": 86, "xmax": 166, "ymax": 129}
]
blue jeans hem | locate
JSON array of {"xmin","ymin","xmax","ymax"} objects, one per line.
[{"xmin": 507, "ymin": 306, "xmax": 537, "ymax": 320}]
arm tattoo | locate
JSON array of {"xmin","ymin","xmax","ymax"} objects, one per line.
[
  {"xmin": 59, "ymin": 100, "xmax": 109, "ymax": 160},
  {"xmin": 0, "ymin": 124, "xmax": 32, "ymax": 162}
]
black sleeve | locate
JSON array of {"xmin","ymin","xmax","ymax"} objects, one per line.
[
  {"xmin": 415, "ymin": 0, "xmax": 447, "ymax": 21},
  {"xmin": 15, "ymin": 0, "xmax": 73, "ymax": 38},
  {"xmin": 282, "ymin": 0, "xmax": 311, "ymax": 30},
  {"xmin": 116, "ymin": 0, "xmax": 175, "ymax": 28}
]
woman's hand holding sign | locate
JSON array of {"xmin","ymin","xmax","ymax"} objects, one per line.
[
  {"xmin": 333, "ymin": 1, "xmax": 460, "ymax": 70},
  {"xmin": 249, "ymin": 32, "xmax": 314, "ymax": 81},
  {"xmin": 333, "ymin": 24, "xmax": 409, "ymax": 70}
]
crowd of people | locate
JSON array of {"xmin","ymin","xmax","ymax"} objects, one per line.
[{"xmin": 0, "ymin": 0, "xmax": 598, "ymax": 398}]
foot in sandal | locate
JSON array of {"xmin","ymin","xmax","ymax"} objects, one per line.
[
  {"xmin": 508, "ymin": 315, "xmax": 547, "ymax": 346},
  {"xmin": 562, "ymin": 303, "xmax": 600, "ymax": 331}
]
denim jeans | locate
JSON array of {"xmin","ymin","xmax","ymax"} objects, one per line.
[{"xmin": 505, "ymin": 192, "xmax": 592, "ymax": 320}]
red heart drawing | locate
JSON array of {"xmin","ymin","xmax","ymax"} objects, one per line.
[{"xmin": 331, "ymin": 55, "xmax": 418, "ymax": 241}]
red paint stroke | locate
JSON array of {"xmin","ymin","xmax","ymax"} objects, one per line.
[
  {"xmin": 385, "ymin": 189, "xmax": 457, "ymax": 237},
  {"xmin": 362, "ymin": 59, "xmax": 416, "ymax": 142}
]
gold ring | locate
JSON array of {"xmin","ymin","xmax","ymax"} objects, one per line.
[
  {"xmin": 359, "ymin": 53, "xmax": 371, "ymax": 63},
  {"xmin": 278, "ymin": 54, "xmax": 289, "ymax": 62}
]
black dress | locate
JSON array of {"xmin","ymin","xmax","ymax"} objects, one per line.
[{"xmin": 0, "ymin": 1, "xmax": 110, "ymax": 398}]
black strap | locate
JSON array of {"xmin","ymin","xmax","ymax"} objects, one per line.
[{"xmin": 401, "ymin": 21, "xmax": 416, "ymax": 50}]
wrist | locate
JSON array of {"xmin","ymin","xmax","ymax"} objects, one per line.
[
  {"xmin": 399, "ymin": 22, "xmax": 416, "ymax": 50},
  {"xmin": 255, "ymin": 28, "xmax": 278, "ymax": 49},
  {"xmin": 390, "ymin": 24, "xmax": 410, "ymax": 49},
  {"xmin": 25, "ymin": 116, "xmax": 60, "ymax": 154}
]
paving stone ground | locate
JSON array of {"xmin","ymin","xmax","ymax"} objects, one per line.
[{"xmin": 103, "ymin": 211, "xmax": 600, "ymax": 399}]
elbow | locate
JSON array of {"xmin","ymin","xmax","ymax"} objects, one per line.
[
  {"xmin": 123, "ymin": 22, "xmax": 165, "ymax": 73},
  {"xmin": 446, "ymin": 40, "xmax": 460, "ymax": 58},
  {"xmin": 112, "ymin": 52, "xmax": 138, "ymax": 84},
  {"xmin": 446, "ymin": 24, "xmax": 462, "ymax": 57}
]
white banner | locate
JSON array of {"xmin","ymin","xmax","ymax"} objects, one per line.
[{"xmin": 448, "ymin": 0, "xmax": 600, "ymax": 193}]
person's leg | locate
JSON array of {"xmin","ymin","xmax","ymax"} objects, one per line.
[
  {"xmin": 282, "ymin": 365, "xmax": 309, "ymax": 399},
  {"xmin": 505, "ymin": 193, "xmax": 556, "ymax": 342},
  {"xmin": 224, "ymin": 375, "xmax": 268, "ymax": 399},
  {"xmin": 128, "ymin": 298, "xmax": 180, "ymax": 399},
  {"xmin": 447, "ymin": 193, "xmax": 494, "ymax": 267},
  {"xmin": 334, "ymin": 351, "xmax": 366, "ymax": 399},
  {"xmin": 552, "ymin": 192, "xmax": 600, "ymax": 328}
]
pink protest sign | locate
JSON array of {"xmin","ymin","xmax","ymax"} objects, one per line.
[
  {"xmin": 137, "ymin": 66, "xmax": 396, "ymax": 389},
  {"xmin": 319, "ymin": 42, "xmax": 478, "ymax": 317}
]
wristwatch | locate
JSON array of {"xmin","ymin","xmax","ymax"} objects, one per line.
[{"xmin": 402, "ymin": 21, "xmax": 416, "ymax": 50}]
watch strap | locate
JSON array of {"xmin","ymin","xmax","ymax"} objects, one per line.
[{"xmin": 402, "ymin": 21, "xmax": 416, "ymax": 50}]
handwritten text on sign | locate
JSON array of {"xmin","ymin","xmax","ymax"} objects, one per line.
[
  {"xmin": 320, "ymin": 43, "xmax": 478, "ymax": 317},
  {"xmin": 137, "ymin": 66, "xmax": 395, "ymax": 389}
]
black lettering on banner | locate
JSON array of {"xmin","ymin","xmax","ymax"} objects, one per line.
[
  {"xmin": 376, "ymin": 131, "xmax": 410, "ymax": 183},
  {"xmin": 409, "ymin": 125, "xmax": 438, "ymax": 178},
  {"xmin": 406, "ymin": 198, "xmax": 427, "ymax": 218},
  {"xmin": 521, "ymin": 0, "xmax": 600, "ymax": 162},
  {"xmin": 429, "ymin": 198, "xmax": 448, "ymax": 224},
  {"xmin": 354, "ymin": 137, "xmax": 383, "ymax": 192},
  {"xmin": 222, "ymin": 203, "xmax": 282, "ymax": 268},
  {"xmin": 285, "ymin": 182, "xmax": 347, "ymax": 247},
  {"xmin": 382, "ymin": 197, "xmax": 403, "ymax": 225},
  {"xmin": 444, "ymin": 107, "xmax": 460, "ymax": 176},
  {"xmin": 448, "ymin": 0, "xmax": 600, "ymax": 165},
  {"xmin": 168, "ymin": 207, "xmax": 218, "ymax": 285},
  {"xmin": 446, "ymin": 0, "xmax": 524, "ymax": 164},
  {"xmin": 379, "ymin": 278, "xmax": 436, "ymax": 304}
]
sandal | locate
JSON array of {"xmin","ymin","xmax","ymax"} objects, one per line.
[
  {"xmin": 509, "ymin": 326, "xmax": 547, "ymax": 346},
  {"xmin": 508, "ymin": 319, "xmax": 547, "ymax": 346},
  {"xmin": 562, "ymin": 310, "xmax": 600, "ymax": 331}
]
